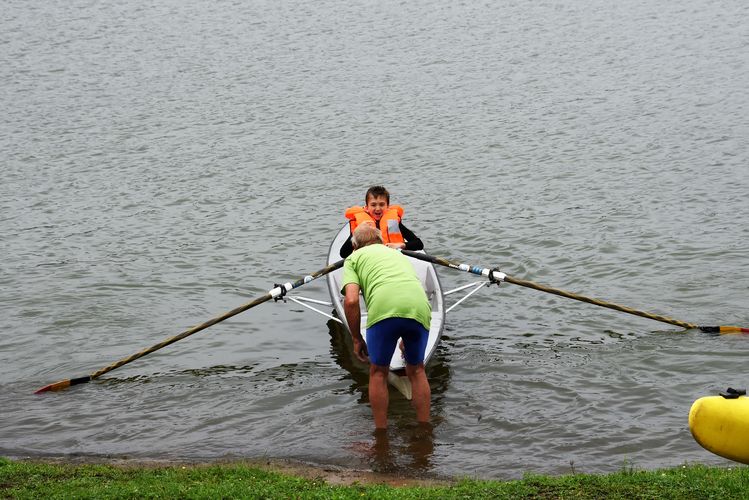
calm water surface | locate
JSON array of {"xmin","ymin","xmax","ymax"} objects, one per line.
[{"xmin": 2, "ymin": 0, "xmax": 748, "ymax": 479}]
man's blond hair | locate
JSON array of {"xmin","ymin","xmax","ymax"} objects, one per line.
[{"xmin": 352, "ymin": 223, "xmax": 383, "ymax": 249}]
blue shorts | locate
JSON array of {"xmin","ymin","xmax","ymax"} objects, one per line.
[{"xmin": 366, "ymin": 317, "xmax": 429, "ymax": 367}]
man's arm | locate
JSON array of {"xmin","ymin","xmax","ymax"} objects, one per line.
[{"xmin": 343, "ymin": 283, "xmax": 369, "ymax": 363}]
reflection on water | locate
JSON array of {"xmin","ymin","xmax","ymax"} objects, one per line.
[
  {"xmin": 325, "ymin": 318, "xmax": 452, "ymax": 412},
  {"xmin": 368, "ymin": 424, "xmax": 436, "ymax": 474},
  {"xmin": 326, "ymin": 318, "xmax": 369, "ymax": 394},
  {"xmin": 99, "ymin": 364, "xmax": 261, "ymax": 386}
]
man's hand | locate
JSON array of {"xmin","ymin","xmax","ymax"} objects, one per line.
[
  {"xmin": 386, "ymin": 242, "xmax": 405, "ymax": 249},
  {"xmin": 352, "ymin": 336, "xmax": 369, "ymax": 363}
]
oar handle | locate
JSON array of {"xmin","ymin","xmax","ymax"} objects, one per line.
[
  {"xmin": 35, "ymin": 259, "xmax": 344, "ymax": 393},
  {"xmin": 402, "ymin": 251, "xmax": 506, "ymax": 282}
]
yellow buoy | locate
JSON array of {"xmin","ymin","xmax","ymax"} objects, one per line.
[{"xmin": 689, "ymin": 393, "xmax": 749, "ymax": 465}]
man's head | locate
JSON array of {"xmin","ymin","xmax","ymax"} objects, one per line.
[
  {"xmin": 352, "ymin": 223, "xmax": 383, "ymax": 250},
  {"xmin": 364, "ymin": 185, "xmax": 390, "ymax": 223}
]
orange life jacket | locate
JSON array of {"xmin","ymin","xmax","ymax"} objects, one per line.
[{"xmin": 345, "ymin": 205, "xmax": 405, "ymax": 244}]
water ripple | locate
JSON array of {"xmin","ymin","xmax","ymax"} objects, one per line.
[{"xmin": 2, "ymin": 0, "xmax": 748, "ymax": 480}]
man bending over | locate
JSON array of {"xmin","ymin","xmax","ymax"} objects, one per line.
[{"xmin": 341, "ymin": 223, "xmax": 432, "ymax": 429}]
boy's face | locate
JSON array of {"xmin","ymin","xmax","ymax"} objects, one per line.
[{"xmin": 364, "ymin": 195, "xmax": 389, "ymax": 222}]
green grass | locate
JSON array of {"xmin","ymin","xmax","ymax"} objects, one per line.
[{"xmin": 2, "ymin": 457, "xmax": 749, "ymax": 499}]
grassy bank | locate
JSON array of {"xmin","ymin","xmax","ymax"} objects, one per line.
[{"xmin": 2, "ymin": 457, "xmax": 748, "ymax": 499}]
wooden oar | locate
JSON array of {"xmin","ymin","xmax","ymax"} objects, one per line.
[
  {"xmin": 34, "ymin": 260, "xmax": 344, "ymax": 394},
  {"xmin": 402, "ymin": 250, "xmax": 748, "ymax": 335}
]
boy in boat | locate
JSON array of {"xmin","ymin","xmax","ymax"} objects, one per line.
[
  {"xmin": 339, "ymin": 185, "xmax": 424, "ymax": 258},
  {"xmin": 341, "ymin": 223, "xmax": 432, "ymax": 429}
]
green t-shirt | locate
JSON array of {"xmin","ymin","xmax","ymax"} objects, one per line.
[{"xmin": 341, "ymin": 244, "xmax": 431, "ymax": 330}]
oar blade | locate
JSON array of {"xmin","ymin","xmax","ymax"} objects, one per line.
[
  {"xmin": 34, "ymin": 376, "xmax": 91, "ymax": 394},
  {"xmin": 700, "ymin": 326, "xmax": 749, "ymax": 335},
  {"xmin": 34, "ymin": 379, "xmax": 71, "ymax": 394}
]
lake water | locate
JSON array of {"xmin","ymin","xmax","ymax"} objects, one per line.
[{"xmin": 2, "ymin": 0, "xmax": 748, "ymax": 480}]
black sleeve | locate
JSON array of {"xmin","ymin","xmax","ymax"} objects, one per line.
[
  {"xmin": 341, "ymin": 222, "xmax": 423, "ymax": 257},
  {"xmin": 399, "ymin": 222, "xmax": 424, "ymax": 251},
  {"xmin": 339, "ymin": 234, "xmax": 354, "ymax": 258}
]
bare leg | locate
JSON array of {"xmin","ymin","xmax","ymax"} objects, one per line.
[
  {"xmin": 404, "ymin": 362, "xmax": 430, "ymax": 423},
  {"xmin": 369, "ymin": 364, "xmax": 390, "ymax": 429}
]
